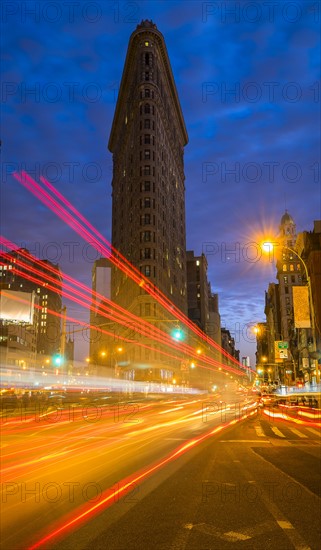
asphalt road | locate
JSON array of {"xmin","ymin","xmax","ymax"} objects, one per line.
[{"xmin": 1, "ymin": 393, "xmax": 320, "ymax": 550}]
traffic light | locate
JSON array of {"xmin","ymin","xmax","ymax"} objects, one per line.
[
  {"xmin": 172, "ymin": 327, "xmax": 184, "ymax": 341},
  {"xmin": 53, "ymin": 354, "xmax": 63, "ymax": 366}
]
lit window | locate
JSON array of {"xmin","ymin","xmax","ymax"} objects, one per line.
[
  {"xmin": 196, "ymin": 260, "xmax": 200, "ymax": 266},
  {"xmin": 145, "ymin": 41, "xmax": 149, "ymax": 46}
]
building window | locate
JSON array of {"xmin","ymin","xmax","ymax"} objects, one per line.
[
  {"xmin": 144, "ymin": 150, "xmax": 151, "ymax": 159},
  {"xmin": 283, "ymin": 276, "xmax": 288, "ymax": 284},
  {"xmin": 145, "ymin": 88, "xmax": 150, "ymax": 97},
  {"xmin": 144, "ymin": 103, "xmax": 150, "ymax": 114},
  {"xmin": 144, "ymin": 198, "xmax": 151, "ymax": 208},
  {"xmin": 144, "ymin": 265, "xmax": 151, "ymax": 276},
  {"xmin": 144, "ymin": 119, "xmax": 150, "ymax": 129},
  {"xmin": 282, "ymin": 264, "xmax": 287, "ymax": 272},
  {"xmin": 144, "ymin": 165, "xmax": 151, "ymax": 175},
  {"xmin": 141, "ymin": 181, "xmax": 150, "ymax": 192},
  {"xmin": 141, "ymin": 231, "xmax": 151, "ymax": 242},
  {"xmin": 144, "ymin": 134, "xmax": 150, "ymax": 144},
  {"xmin": 290, "ymin": 264, "xmax": 294, "ymax": 271}
]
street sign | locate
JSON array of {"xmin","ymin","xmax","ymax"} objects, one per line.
[{"xmin": 274, "ymin": 341, "xmax": 288, "ymax": 360}]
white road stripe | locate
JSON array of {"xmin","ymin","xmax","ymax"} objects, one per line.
[
  {"xmin": 289, "ymin": 428, "xmax": 308, "ymax": 439},
  {"xmin": 271, "ymin": 427, "xmax": 286, "ymax": 438},
  {"xmin": 254, "ymin": 425, "xmax": 265, "ymax": 437},
  {"xmin": 306, "ymin": 427, "xmax": 321, "ymax": 437}
]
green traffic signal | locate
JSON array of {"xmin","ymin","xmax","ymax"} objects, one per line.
[
  {"xmin": 172, "ymin": 328, "xmax": 184, "ymax": 341},
  {"xmin": 53, "ymin": 354, "xmax": 63, "ymax": 366}
]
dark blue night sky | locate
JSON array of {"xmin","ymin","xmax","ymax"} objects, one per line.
[{"xmin": 2, "ymin": 1, "xmax": 320, "ymax": 365}]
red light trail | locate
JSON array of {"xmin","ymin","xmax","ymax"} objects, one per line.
[
  {"xmin": 1, "ymin": 236, "xmax": 244, "ymax": 375},
  {"xmin": 27, "ymin": 409, "xmax": 256, "ymax": 550},
  {"xmin": 12, "ymin": 171, "xmax": 247, "ymax": 372}
]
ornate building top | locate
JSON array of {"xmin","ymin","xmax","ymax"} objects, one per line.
[
  {"xmin": 136, "ymin": 20, "xmax": 157, "ymax": 30},
  {"xmin": 280, "ymin": 210, "xmax": 294, "ymax": 226}
]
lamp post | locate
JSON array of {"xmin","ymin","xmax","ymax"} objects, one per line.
[{"xmin": 263, "ymin": 241, "xmax": 319, "ymax": 384}]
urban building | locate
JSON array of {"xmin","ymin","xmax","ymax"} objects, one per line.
[
  {"xmin": 89, "ymin": 257, "xmax": 115, "ymax": 374},
  {"xmin": 186, "ymin": 250, "xmax": 221, "ymax": 348},
  {"xmin": 0, "ymin": 294, "xmax": 39, "ymax": 370},
  {"xmin": 207, "ymin": 291, "xmax": 222, "ymax": 348},
  {"xmin": 295, "ymin": 220, "xmax": 321, "ymax": 382},
  {"xmin": 186, "ymin": 251, "xmax": 209, "ymax": 333},
  {"xmin": 107, "ymin": 20, "xmax": 188, "ymax": 382},
  {"xmin": 262, "ymin": 212, "xmax": 321, "ymax": 384},
  {"xmin": 0, "ymin": 248, "xmax": 62, "ymax": 360},
  {"xmin": 221, "ymin": 327, "xmax": 240, "ymax": 361}
]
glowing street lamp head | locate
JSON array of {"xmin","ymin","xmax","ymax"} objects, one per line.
[{"xmin": 262, "ymin": 242, "xmax": 274, "ymax": 254}]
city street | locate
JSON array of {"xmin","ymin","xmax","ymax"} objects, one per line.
[{"xmin": 1, "ymin": 393, "xmax": 320, "ymax": 549}]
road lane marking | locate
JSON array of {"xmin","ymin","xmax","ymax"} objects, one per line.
[
  {"xmin": 289, "ymin": 428, "xmax": 308, "ymax": 438},
  {"xmin": 277, "ymin": 520, "xmax": 294, "ymax": 529},
  {"xmin": 271, "ymin": 427, "xmax": 286, "ymax": 438},
  {"xmin": 306, "ymin": 427, "xmax": 321, "ymax": 437},
  {"xmin": 224, "ymin": 531, "xmax": 251, "ymax": 541},
  {"xmin": 254, "ymin": 425, "xmax": 265, "ymax": 437},
  {"xmin": 219, "ymin": 440, "xmax": 270, "ymax": 443}
]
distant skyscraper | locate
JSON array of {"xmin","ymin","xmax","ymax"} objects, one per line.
[{"xmin": 108, "ymin": 20, "xmax": 189, "ymax": 379}]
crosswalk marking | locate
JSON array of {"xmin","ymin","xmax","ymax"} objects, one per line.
[
  {"xmin": 289, "ymin": 428, "xmax": 308, "ymax": 438},
  {"xmin": 271, "ymin": 427, "xmax": 286, "ymax": 438},
  {"xmin": 306, "ymin": 427, "xmax": 321, "ymax": 437},
  {"xmin": 254, "ymin": 425, "xmax": 265, "ymax": 437}
]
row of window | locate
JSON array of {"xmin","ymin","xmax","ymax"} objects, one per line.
[
  {"xmin": 139, "ymin": 134, "xmax": 155, "ymax": 145},
  {"xmin": 140, "ymin": 150, "xmax": 155, "ymax": 161},
  {"xmin": 282, "ymin": 263, "xmax": 301, "ymax": 272},
  {"xmin": 139, "ymin": 103, "xmax": 155, "ymax": 115},
  {"xmin": 283, "ymin": 275, "xmax": 302, "ymax": 284},
  {"xmin": 139, "ymin": 88, "xmax": 155, "ymax": 99},
  {"xmin": 140, "ymin": 165, "xmax": 155, "ymax": 176},
  {"xmin": 140, "ymin": 119, "xmax": 155, "ymax": 130},
  {"xmin": 140, "ymin": 214, "xmax": 156, "ymax": 225}
]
